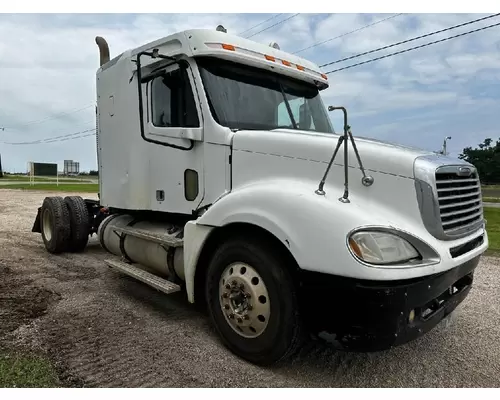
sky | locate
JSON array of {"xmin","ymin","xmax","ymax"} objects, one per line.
[{"xmin": 0, "ymin": 12, "xmax": 499, "ymax": 173}]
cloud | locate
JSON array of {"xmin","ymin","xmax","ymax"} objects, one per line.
[{"xmin": 0, "ymin": 12, "xmax": 499, "ymax": 172}]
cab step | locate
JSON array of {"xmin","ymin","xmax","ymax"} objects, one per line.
[
  {"xmin": 113, "ymin": 226, "xmax": 183, "ymax": 248},
  {"xmin": 104, "ymin": 259, "xmax": 181, "ymax": 295}
]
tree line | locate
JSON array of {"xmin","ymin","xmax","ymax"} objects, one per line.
[{"xmin": 459, "ymin": 138, "xmax": 500, "ymax": 185}]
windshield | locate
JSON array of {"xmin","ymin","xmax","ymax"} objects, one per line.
[{"xmin": 196, "ymin": 57, "xmax": 335, "ymax": 134}]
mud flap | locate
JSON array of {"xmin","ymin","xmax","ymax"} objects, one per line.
[{"xmin": 32, "ymin": 207, "xmax": 42, "ymax": 233}]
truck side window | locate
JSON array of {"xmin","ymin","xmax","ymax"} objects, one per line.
[
  {"xmin": 151, "ymin": 68, "xmax": 200, "ymax": 128},
  {"xmin": 277, "ymin": 98, "xmax": 299, "ymax": 127},
  {"xmin": 277, "ymin": 97, "xmax": 316, "ymax": 130}
]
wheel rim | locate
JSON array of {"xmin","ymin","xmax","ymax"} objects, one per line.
[
  {"xmin": 219, "ymin": 262, "xmax": 271, "ymax": 339},
  {"xmin": 42, "ymin": 208, "xmax": 53, "ymax": 242}
]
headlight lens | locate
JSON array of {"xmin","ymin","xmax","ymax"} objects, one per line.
[{"xmin": 348, "ymin": 231, "xmax": 420, "ymax": 265}]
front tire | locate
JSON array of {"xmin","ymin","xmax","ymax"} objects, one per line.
[
  {"xmin": 205, "ymin": 237, "xmax": 304, "ymax": 366},
  {"xmin": 40, "ymin": 196, "xmax": 71, "ymax": 254}
]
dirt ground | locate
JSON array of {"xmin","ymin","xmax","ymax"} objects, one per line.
[{"xmin": 1, "ymin": 189, "xmax": 500, "ymax": 388}]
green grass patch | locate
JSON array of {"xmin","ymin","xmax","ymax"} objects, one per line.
[
  {"xmin": 0, "ymin": 352, "xmax": 59, "ymax": 388},
  {"xmin": 484, "ymin": 207, "xmax": 500, "ymax": 256},
  {"xmin": 1, "ymin": 183, "xmax": 98, "ymax": 193}
]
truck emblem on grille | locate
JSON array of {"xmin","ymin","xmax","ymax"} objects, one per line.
[{"xmin": 457, "ymin": 167, "xmax": 472, "ymax": 177}]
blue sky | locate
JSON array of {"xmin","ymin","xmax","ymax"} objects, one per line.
[{"xmin": 0, "ymin": 13, "xmax": 499, "ymax": 172}]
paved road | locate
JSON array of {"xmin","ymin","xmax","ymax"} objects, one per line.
[{"xmin": 484, "ymin": 202, "xmax": 500, "ymax": 208}]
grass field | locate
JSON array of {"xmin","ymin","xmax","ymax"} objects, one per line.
[
  {"xmin": 0, "ymin": 352, "xmax": 59, "ymax": 388},
  {"xmin": 485, "ymin": 207, "xmax": 500, "ymax": 255},
  {"xmin": 1, "ymin": 183, "xmax": 98, "ymax": 192}
]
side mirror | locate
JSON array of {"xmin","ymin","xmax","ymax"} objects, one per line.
[{"xmin": 299, "ymin": 103, "xmax": 311, "ymax": 129}]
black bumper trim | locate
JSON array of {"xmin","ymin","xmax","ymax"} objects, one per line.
[{"xmin": 298, "ymin": 255, "xmax": 480, "ymax": 352}]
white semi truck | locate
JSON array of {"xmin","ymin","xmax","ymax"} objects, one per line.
[{"xmin": 32, "ymin": 26, "xmax": 488, "ymax": 366}]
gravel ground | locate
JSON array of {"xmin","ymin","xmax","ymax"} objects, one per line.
[{"xmin": 1, "ymin": 188, "xmax": 499, "ymax": 388}]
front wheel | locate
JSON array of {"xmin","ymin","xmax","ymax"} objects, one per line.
[{"xmin": 205, "ymin": 237, "xmax": 304, "ymax": 365}]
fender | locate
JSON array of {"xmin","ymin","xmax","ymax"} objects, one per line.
[
  {"xmin": 192, "ymin": 179, "xmax": 383, "ymax": 277},
  {"xmin": 183, "ymin": 178, "xmax": 488, "ymax": 303},
  {"xmin": 183, "ymin": 178, "xmax": 374, "ymax": 303}
]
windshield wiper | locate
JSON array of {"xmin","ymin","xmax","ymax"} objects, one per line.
[{"xmin": 279, "ymin": 83, "xmax": 298, "ymax": 129}]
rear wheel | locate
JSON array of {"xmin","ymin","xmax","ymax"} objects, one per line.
[
  {"xmin": 64, "ymin": 196, "xmax": 90, "ymax": 252},
  {"xmin": 40, "ymin": 196, "xmax": 71, "ymax": 254},
  {"xmin": 205, "ymin": 237, "xmax": 304, "ymax": 365}
]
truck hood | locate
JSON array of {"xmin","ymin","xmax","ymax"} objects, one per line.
[{"xmin": 231, "ymin": 129, "xmax": 437, "ymax": 179}]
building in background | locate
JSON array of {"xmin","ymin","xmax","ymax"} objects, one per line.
[{"xmin": 64, "ymin": 159, "xmax": 80, "ymax": 176}]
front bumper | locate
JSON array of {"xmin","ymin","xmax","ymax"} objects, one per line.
[{"xmin": 298, "ymin": 255, "xmax": 480, "ymax": 351}]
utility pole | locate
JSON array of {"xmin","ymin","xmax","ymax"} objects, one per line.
[{"xmin": 0, "ymin": 127, "xmax": 4, "ymax": 178}]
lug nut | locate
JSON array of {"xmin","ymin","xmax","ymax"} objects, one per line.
[
  {"xmin": 224, "ymin": 304, "xmax": 230, "ymax": 310},
  {"xmin": 244, "ymin": 315, "xmax": 250, "ymax": 320},
  {"xmin": 232, "ymin": 281, "xmax": 238, "ymax": 287},
  {"xmin": 237, "ymin": 317, "xmax": 243, "ymax": 323},
  {"xmin": 222, "ymin": 292, "xmax": 229, "ymax": 298},
  {"xmin": 228, "ymin": 313, "xmax": 234, "ymax": 319},
  {"xmin": 239, "ymin": 284, "xmax": 245, "ymax": 290},
  {"xmin": 247, "ymin": 305, "xmax": 253, "ymax": 311},
  {"xmin": 225, "ymin": 284, "xmax": 230, "ymax": 289}
]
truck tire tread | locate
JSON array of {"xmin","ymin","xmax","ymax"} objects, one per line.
[
  {"xmin": 64, "ymin": 196, "xmax": 90, "ymax": 252},
  {"xmin": 40, "ymin": 196, "xmax": 71, "ymax": 254},
  {"xmin": 205, "ymin": 235, "xmax": 305, "ymax": 366}
]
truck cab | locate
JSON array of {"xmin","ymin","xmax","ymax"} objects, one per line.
[{"xmin": 33, "ymin": 26, "xmax": 488, "ymax": 366}]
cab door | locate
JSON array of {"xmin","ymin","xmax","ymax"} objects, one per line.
[{"xmin": 142, "ymin": 62, "xmax": 205, "ymax": 214}]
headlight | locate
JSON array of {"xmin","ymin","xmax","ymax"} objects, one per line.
[{"xmin": 348, "ymin": 231, "xmax": 421, "ymax": 265}]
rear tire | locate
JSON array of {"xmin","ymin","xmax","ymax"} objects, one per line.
[
  {"xmin": 205, "ymin": 236, "xmax": 304, "ymax": 366},
  {"xmin": 40, "ymin": 196, "xmax": 71, "ymax": 254},
  {"xmin": 64, "ymin": 196, "xmax": 90, "ymax": 252}
]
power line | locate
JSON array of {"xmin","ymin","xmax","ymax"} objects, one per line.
[
  {"xmin": 324, "ymin": 20, "xmax": 500, "ymax": 75},
  {"xmin": 41, "ymin": 129, "xmax": 96, "ymax": 143},
  {"xmin": 239, "ymin": 14, "xmax": 284, "ymax": 36},
  {"xmin": 320, "ymin": 13, "xmax": 500, "ymax": 68},
  {"xmin": 245, "ymin": 13, "xmax": 300, "ymax": 39},
  {"xmin": 293, "ymin": 13, "xmax": 403, "ymax": 55},
  {"xmin": 4, "ymin": 128, "xmax": 95, "ymax": 145},
  {"xmin": 43, "ymin": 132, "xmax": 96, "ymax": 144},
  {"xmin": 3, "ymin": 104, "xmax": 94, "ymax": 130},
  {"xmin": 2, "ymin": 128, "xmax": 96, "ymax": 145}
]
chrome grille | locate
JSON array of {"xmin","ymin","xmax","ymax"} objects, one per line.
[{"xmin": 435, "ymin": 168, "xmax": 483, "ymax": 237}]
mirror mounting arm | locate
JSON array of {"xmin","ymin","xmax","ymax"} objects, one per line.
[{"xmin": 315, "ymin": 106, "xmax": 374, "ymax": 201}]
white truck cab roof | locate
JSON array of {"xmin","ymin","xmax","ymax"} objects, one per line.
[{"xmin": 97, "ymin": 28, "xmax": 329, "ymax": 91}]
